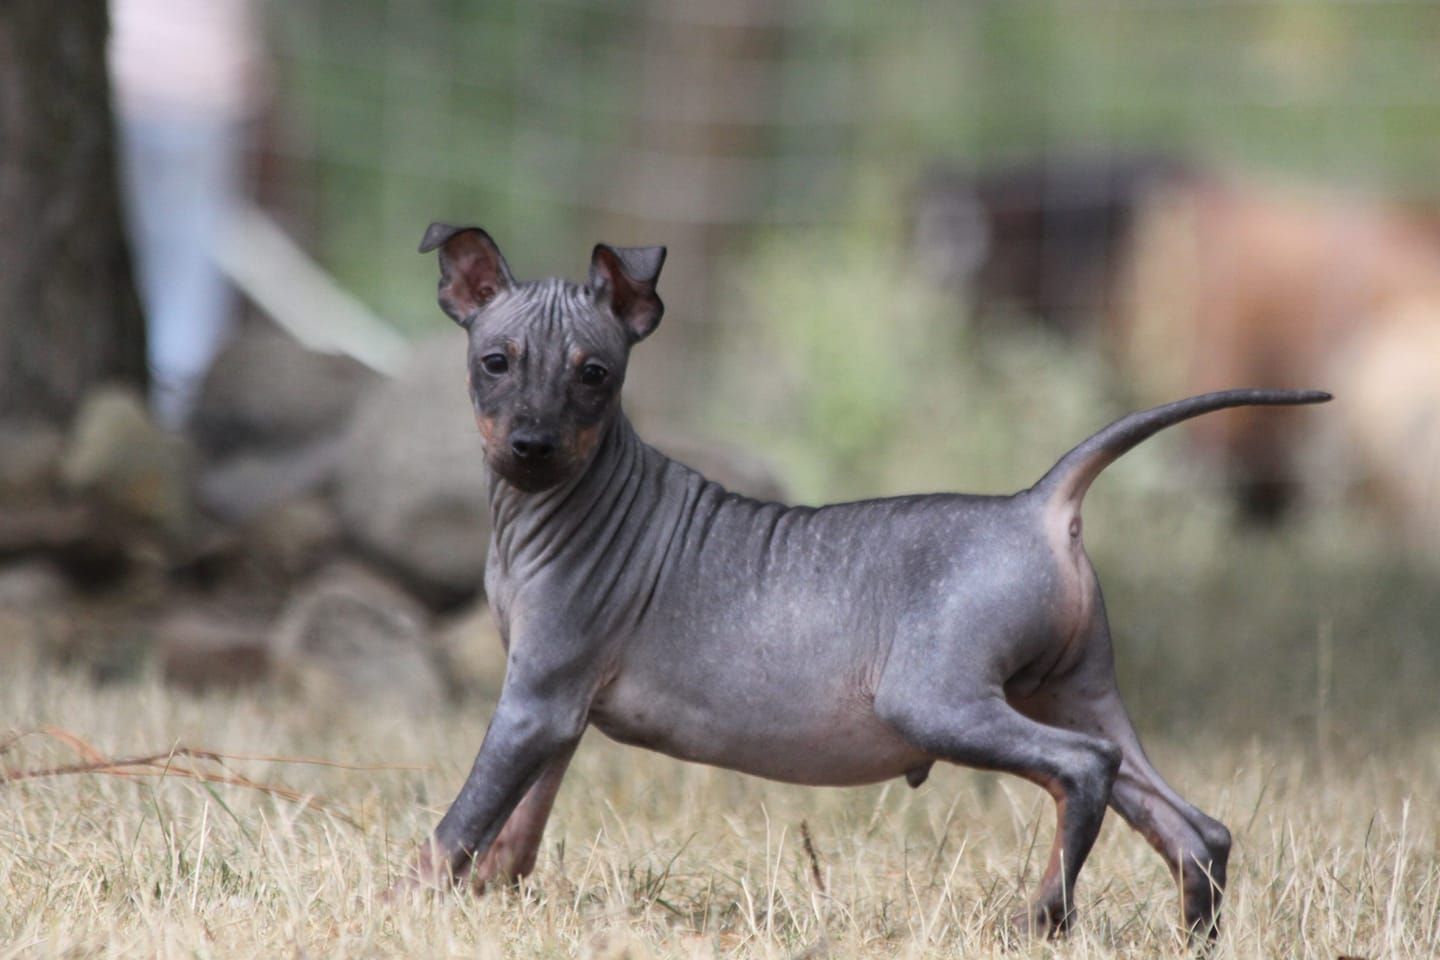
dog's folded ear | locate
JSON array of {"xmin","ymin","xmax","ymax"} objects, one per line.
[
  {"xmin": 419, "ymin": 223, "xmax": 516, "ymax": 327},
  {"xmin": 589, "ymin": 243, "xmax": 667, "ymax": 343}
]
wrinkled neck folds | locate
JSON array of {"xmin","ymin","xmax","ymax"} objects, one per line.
[{"xmin": 485, "ymin": 411, "xmax": 653, "ymax": 579}]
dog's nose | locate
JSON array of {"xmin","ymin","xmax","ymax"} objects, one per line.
[{"xmin": 510, "ymin": 431, "xmax": 558, "ymax": 461}]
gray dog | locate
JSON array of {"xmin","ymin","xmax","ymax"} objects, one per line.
[{"xmin": 401, "ymin": 223, "xmax": 1329, "ymax": 941}]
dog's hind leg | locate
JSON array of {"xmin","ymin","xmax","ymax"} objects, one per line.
[
  {"xmin": 876, "ymin": 687, "xmax": 1121, "ymax": 938},
  {"xmin": 1013, "ymin": 619, "xmax": 1231, "ymax": 942}
]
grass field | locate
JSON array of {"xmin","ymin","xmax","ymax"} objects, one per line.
[{"xmin": 2, "ymin": 636, "xmax": 1437, "ymax": 958}]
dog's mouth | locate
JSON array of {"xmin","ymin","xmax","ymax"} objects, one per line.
[{"xmin": 487, "ymin": 453, "xmax": 575, "ymax": 494}]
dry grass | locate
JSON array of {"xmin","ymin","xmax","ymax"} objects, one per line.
[
  {"xmin": 4, "ymin": 301, "xmax": 1437, "ymax": 955},
  {"xmin": 2, "ymin": 653, "xmax": 1437, "ymax": 960}
]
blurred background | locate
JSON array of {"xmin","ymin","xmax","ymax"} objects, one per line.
[{"xmin": 2, "ymin": 0, "xmax": 1438, "ymax": 748}]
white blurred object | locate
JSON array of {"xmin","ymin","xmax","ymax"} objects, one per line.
[
  {"xmin": 109, "ymin": 0, "xmax": 264, "ymax": 121},
  {"xmin": 214, "ymin": 205, "xmax": 409, "ymax": 377},
  {"xmin": 109, "ymin": 0, "xmax": 264, "ymax": 428}
]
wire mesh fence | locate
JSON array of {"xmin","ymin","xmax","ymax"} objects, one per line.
[{"xmin": 260, "ymin": 0, "xmax": 1440, "ymax": 334}]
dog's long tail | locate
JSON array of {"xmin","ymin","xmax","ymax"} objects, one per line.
[{"xmin": 1030, "ymin": 389, "xmax": 1332, "ymax": 514}]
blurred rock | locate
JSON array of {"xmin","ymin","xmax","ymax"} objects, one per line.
[
  {"xmin": 191, "ymin": 321, "xmax": 379, "ymax": 457},
  {"xmin": 196, "ymin": 438, "xmax": 347, "ymax": 524},
  {"xmin": 0, "ymin": 560, "xmax": 70, "ymax": 609},
  {"xmin": 437, "ymin": 600, "xmax": 508, "ymax": 698},
  {"xmin": 335, "ymin": 334, "xmax": 488, "ymax": 607},
  {"xmin": 59, "ymin": 385, "xmax": 193, "ymax": 541},
  {"xmin": 174, "ymin": 496, "xmax": 342, "ymax": 600},
  {"xmin": 157, "ymin": 607, "xmax": 270, "ymax": 692},
  {"xmin": 0, "ymin": 498, "xmax": 147, "ymax": 590},
  {"xmin": 0, "ymin": 503, "xmax": 94, "ymax": 557},
  {"xmin": 40, "ymin": 605, "xmax": 155, "ymax": 684},
  {"xmin": 0, "ymin": 419, "xmax": 65, "ymax": 498},
  {"xmin": 190, "ymin": 322, "xmax": 379, "ymax": 522},
  {"xmin": 269, "ymin": 562, "xmax": 449, "ymax": 711},
  {"xmin": 244, "ymin": 496, "xmax": 344, "ymax": 580}
]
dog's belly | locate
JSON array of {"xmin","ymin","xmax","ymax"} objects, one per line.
[{"xmin": 587, "ymin": 671, "xmax": 931, "ymax": 787}]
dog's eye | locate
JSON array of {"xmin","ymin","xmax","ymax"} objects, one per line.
[
  {"xmin": 579, "ymin": 362, "xmax": 608, "ymax": 386},
  {"xmin": 481, "ymin": 354, "xmax": 509, "ymax": 376}
]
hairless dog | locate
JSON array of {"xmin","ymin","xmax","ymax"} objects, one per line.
[{"xmin": 399, "ymin": 223, "xmax": 1330, "ymax": 942}]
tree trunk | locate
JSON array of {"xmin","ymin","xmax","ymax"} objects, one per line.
[{"xmin": 0, "ymin": 0, "xmax": 147, "ymax": 424}]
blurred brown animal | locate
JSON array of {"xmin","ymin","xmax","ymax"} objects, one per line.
[
  {"xmin": 1114, "ymin": 176, "xmax": 1440, "ymax": 531},
  {"xmin": 1334, "ymin": 305, "xmax": 1440, "ymax": 549},
  {"xmin": 915, "ymin": 158, "xmax": 1440, "ymax": 542},
  {"xmin": 912, "ymin": 153, "xmax": 1188, "ymax": 334}
]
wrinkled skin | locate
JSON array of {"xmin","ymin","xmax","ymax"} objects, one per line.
[{"xmin": 397, "ymin": 223, "xmax": 1329, "ymax": 943}]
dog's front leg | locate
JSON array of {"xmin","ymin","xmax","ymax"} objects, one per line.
[
  {"xmin": 463, "ymin": 740, "xmax": 577, "ymax": 893},
  {"xmin": 408, "ymin": 658, "xmax": 591, "ymax": 890}
]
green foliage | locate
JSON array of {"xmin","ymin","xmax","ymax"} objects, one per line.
[
  {"xmin": 714, "ymin": 227, "xmax": 940, "ymax": 497},
  {"xmin": 707, "ymin": 198, "xmax": 1118, "ymax": 504}
]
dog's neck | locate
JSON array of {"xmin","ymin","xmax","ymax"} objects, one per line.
[{"xmin": 485, "ymin": 410, "xmax": 662, "ymax": 581}]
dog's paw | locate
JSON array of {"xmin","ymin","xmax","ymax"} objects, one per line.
[
  {"xmin": 383, "ymin": 840, "xmax": 465, "ymax": 903},
  {"xmin": 380, "ymin": 874, "xmax": 432, "ymax": 905},
  {"xmin": 1007, "ymin": 900, "xmax": 1074, "ymax": 942}
]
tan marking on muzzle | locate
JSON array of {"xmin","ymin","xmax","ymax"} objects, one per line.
[
  {"xmin": 475, "ymin": 412, "xmax": 498, "ymax": 446},
  {"xmin": 571, "ymin": 422, "xmax": 603, "ymax": 463}
]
